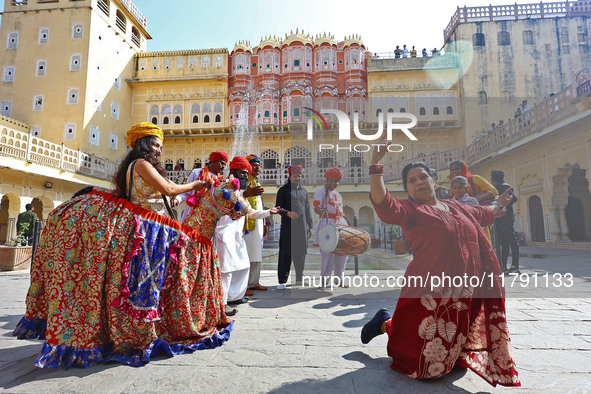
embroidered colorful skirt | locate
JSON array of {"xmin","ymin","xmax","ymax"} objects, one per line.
[{"xmin": 13, "ymin": 190, "xmax": 232, "ymax": 368}]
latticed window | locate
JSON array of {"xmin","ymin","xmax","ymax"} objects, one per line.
[
  {"xmin": 70, "ymin": 54, "xmax": 81, "ymax": 71},
  {"xmin": 261, "ymin": 149, "xmax": 279, "ymax": 169},
  {"xmin": 284, "ymin": 146, "xmax": 311, "ymax": 168},
  {"xmin": 39, "ymin": 28, "xmax": 49, "ymax": 44},
  {"xmin": 72, "ymin": 24, "xmax": 83, "ymax": 39},
  {"xmin": 203, "ymin": 103, "xmax": 211, "ymax": 113},
  {"xmin": 214, "ymin": 102, "xmax": 222, "ymax": 112},
  {"xmin": 3, "ymin": 66, "xmax": 15, "ymax": 82}
]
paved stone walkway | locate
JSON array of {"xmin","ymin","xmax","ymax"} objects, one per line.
[{"xmin": 1, "ymin": 246, "xmax": 590, "ymax": 392}]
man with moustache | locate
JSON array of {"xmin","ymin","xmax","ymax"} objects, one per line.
[
  {"xmin": 243, "ymin": 154, "xmax": 268, "ymax": 293},
  {"xmin": 313, "ymin": 168, "xmax": 349, "ymax": 289},
  {"xmin": 174, "ymin": 151, "xmax": 228, "ymax": 222},
  {"xmin": 216, "ymin": 156, "xmax": 282, "ymax": 315}
]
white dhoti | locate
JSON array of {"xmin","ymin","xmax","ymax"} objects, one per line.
[
  {"xmin": 221, "ymin": 268, "xmax": 250, "ymax": 303},
  {"xmin": 215, "ymin": 196, "xmax": 271, "ymax": 304}
]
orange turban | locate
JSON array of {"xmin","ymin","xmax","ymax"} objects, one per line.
[
  {"xmin": 325, "ymin": 168, "xmax": 343, "ymax": 180},
  {"xmin": 229, "ymin": 156, "xmax": 252, "ymax": 174},
  {"xmin": 125, "ymin": 122, "xmax": 163, "ymax": 149},
  {"xmin": 208, "ymin": 151, "xmax": 229, "ymax": 163}
]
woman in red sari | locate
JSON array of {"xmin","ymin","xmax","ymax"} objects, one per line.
[{"xmin": 361, "ymin": 143, "xmax": 520, "ymax": 387}]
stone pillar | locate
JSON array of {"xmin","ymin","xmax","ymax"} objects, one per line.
[
  {"xmin": 549, "ymin": 205, "xmax": 563, "ymax": 242},
  {"xmin": 557, "ymin": 205, "xmax": 569, "ymax": 242}
]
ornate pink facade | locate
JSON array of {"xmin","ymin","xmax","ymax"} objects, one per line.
[{"xmin": 228, "ymin": 31, "xmax": 369, "ymax": 128}]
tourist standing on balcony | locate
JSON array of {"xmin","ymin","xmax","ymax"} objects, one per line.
[
  {"xmin": 313, "ymin": 168, "xmax": 349, "ymax": 289},
  {"xmin": 491, "ymin": 170, "xmax": 520, "ymax": 274},
  {"xmin": 410, "ymin": 46, "xmax": 417, "ymax": 57},
  {"xmin": 394, "ymin": 45, "xmax": 402, "ymax": 58},
  {"xmin": 275, "ymin": 165, "xmax": 313, "ymax": 289},
  {"xmin": 174, "ymin": 151, "xmax": 228, "ymax": 222},
  {"xmin": 244, "ymin": 154, "xmax": 269, "ymax": 293},
  {"xmin": 402, "ymin": 44, "xmax": 409, "ymax": 58},
  {"xmin": 16, "ymin": 204, "xmax": 37, "ymax": 245},
  {"xmin": 361, "ymin": 142, "xmax": 520, "ymax": 387},
  {"xmin": 449, "ymin": 160, "xmax": 498, "ymax": 242},
  {"xmin": 422, "ymin": 48, "xmax": 428, "ymax": 57}
]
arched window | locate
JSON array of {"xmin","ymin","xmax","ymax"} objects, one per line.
[
  {"xmin": 151, "ymin": 117, "xmax": 158, "ymax": 124},
  {"xmin": 419, "ymin": 107, "xmax": 426, "ymax": 116},
  {"xmin": 293, "ymin": 108, "xmax": 300, "ymax": 117},
  {"xmin": 214, "ymin": 102, "xmax": 222, "ymax": 112},
  {"xmin": 446, "ymin": 106, "xmax": 453, "ymax": 114},
  {"xmin": 163, "ymin": 117, "xmax": 169, "ymax": 124},
  {"xmin": 203, "ymin": 103, "xmax": 211, "ymax": 113},
  {"xmin": 173, "ymin": 104, "xmax": 182, "ymax": 123},
  {"xmin": 191, "ymin": 103, "xmax": 200, "ymax": 113},
  {"xmin": 192, "ymin": 115, "xmax": 199, "ymax": 123},
  {"xmin": 498, "ymin": 31, "xmax": 511, "ymax": 46},
  {"xmin": 150, "ymin": 104, "xmax": 159, "ymax": 116},
  {"xmin": 523, "ymin": 30, "xmax": 533, "ymax": 45},
  {"xmin": 387, "ymin": 108, "xmax": 394, "ymax": 113},
  {"xmin": 376, "ymin": 109, "xmax": 382, "ymax": 116},
  {"xmin": 97, "ymin": 0, "xmax": 109, "ymax": 16},
  {"xmin": 433, "ymin": 107, "xmax": 440, "ymax": 115},
  {"xmin": 115, "ymin": 10, "xmax": 126, "ymax": 33},
  {"xmin": 204, "ymin": 115, "xmax": 210, "ymax": 123},
  {"xmin": 399, "ymin": 108, "xmax": 406, "ymax": 113},
  {"xmin": 264, "ymin": 110, "xmax": 270, "ymax": 117},
  {"xmin": 478, "ymin": 91, "xmax": 487, "ymax": 105},
  {"xmin": 215, "ymin": 114, "xmax": 221, "ymax": 122},
  {"xmin": 473, "ymin": 33, "xmax": 485, "ymax": 47},
  {"xmin": 131, "ymin": 27, "xmax": 140, "ymax": 47},
  {"xmin": 294, "ymin": 59, "xmax": 300, "ymax": 66}
]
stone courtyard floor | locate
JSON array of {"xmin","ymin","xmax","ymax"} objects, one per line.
[{"xmin": 1, "ymin": 246, "xmax": 590, "ymax": 393}]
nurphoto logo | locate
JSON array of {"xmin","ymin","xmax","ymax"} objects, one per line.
[{"xmin": 305, "ymin": 107, "xmax": 418, "ymax": 153}]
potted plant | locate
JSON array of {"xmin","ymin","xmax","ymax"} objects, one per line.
[
  {"xmin": 390, "ymin": 225, "xmax": 408, "ymax": 255},
  {"xmin": 0, "ymin": 226, "xmax": 33, "ymax": 271}
]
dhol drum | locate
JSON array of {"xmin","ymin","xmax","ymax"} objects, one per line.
[{"xmin": 318, "ymin": 224, "xmax": 370, "ymax": 256}]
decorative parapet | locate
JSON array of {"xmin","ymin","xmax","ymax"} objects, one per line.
[
  {"xmin": 116, "ymin": 0, "xmax": 147, "ymax": 29},
  {"xmin": 444, "ymin": 1, "xmax": 591, "ymax": 43},
  {"xmin": 0, "ymin": 118, "xmax": 117, "ymax": 181}
]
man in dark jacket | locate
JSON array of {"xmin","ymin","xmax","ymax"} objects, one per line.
[
  {"xmin": 491, "ymin": 170, "xmax": 520, "ymax": 274},
  {"xmin": 275, "ymin": 165, "xmax": 313, "ymax": 289},
  {"xmin": 16, "ymin": 204, "xmax": 37, "ymax": 245}
]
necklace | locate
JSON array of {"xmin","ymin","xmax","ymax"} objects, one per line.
[{"xmin": 434, "ymin": 200, "xmax": 449, "ymax": 212}]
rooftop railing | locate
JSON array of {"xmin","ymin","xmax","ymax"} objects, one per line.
[
  {"xmin": 444, "ymin": 1, "xmax": 591, "ymax": 42},
  {"xmin": 118, "ymin": 0, "xmax": 147, "ymax": 29}
]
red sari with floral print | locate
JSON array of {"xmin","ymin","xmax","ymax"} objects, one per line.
[{"xmin": 371, "ymin": 192, "xmax": 520, "ymax": 387}]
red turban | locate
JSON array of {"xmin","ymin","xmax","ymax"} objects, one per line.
[
  {"xmin": 325, "ymin": 168, "xmax": 343, "ymax": 180},
  {"xmin": 229, "ymin": 156, "xmax": 252, "ymax": 174},
  {"xmin": 288, "ymin": 165, "xmax": 304, "ymax": 175},
  {"xmin": 209, "ymin": 151, "xmax": 228, "ymax": 163}
]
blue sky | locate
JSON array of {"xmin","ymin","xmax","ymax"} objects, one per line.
[{"xmin": 0, "ymin": 0, "xmax": 544, "ymax": 54}]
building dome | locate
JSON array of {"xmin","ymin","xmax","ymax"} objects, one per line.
[
  {"xmin": 343, "ymin": 34, "xmax": 364, "ymax": 48},
  {"xmin": 283, "ymin": 28, "xmax": 313, "ymax": 47},
  {"xmin": 258, "ymin": 35, "xmax": 281, "ymax": 49},
  {"xmin": 314, "ymin": 32, "xmax": 336, "ymax": 47},
  {"xmin": 232, "ymin": 40, "xmax": 252, "ymax": 53}
]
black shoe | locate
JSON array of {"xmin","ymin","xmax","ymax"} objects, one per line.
[
  {"xmin": 228, "ymin": 297, "xmax": 249, "ymax": 306},
  {"xmin": 225, "ymin": 305, "xmax": 237, "ymax": 316},
  {"xmin": 361, "ymin": 309, "xmax": 392, "ymax": 344},
  {"xmin": 509, "ymin": 267, "xmax": 521, "ymax": 274}
]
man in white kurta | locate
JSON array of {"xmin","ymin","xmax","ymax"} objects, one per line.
[
  {"xmin": 313, "ymin": 168, "xmax": 349, "ymax": 289},
  {"xmin": 216, "ymin": 157, "xmax": 280, "ymax": 310},
  {"xmin": 243, "ymin": 154, "xmax": 267, "ymax": 291},
  {"xmin": 173, "ymin": 151, "xmax": 227, "ymax": 222}
]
